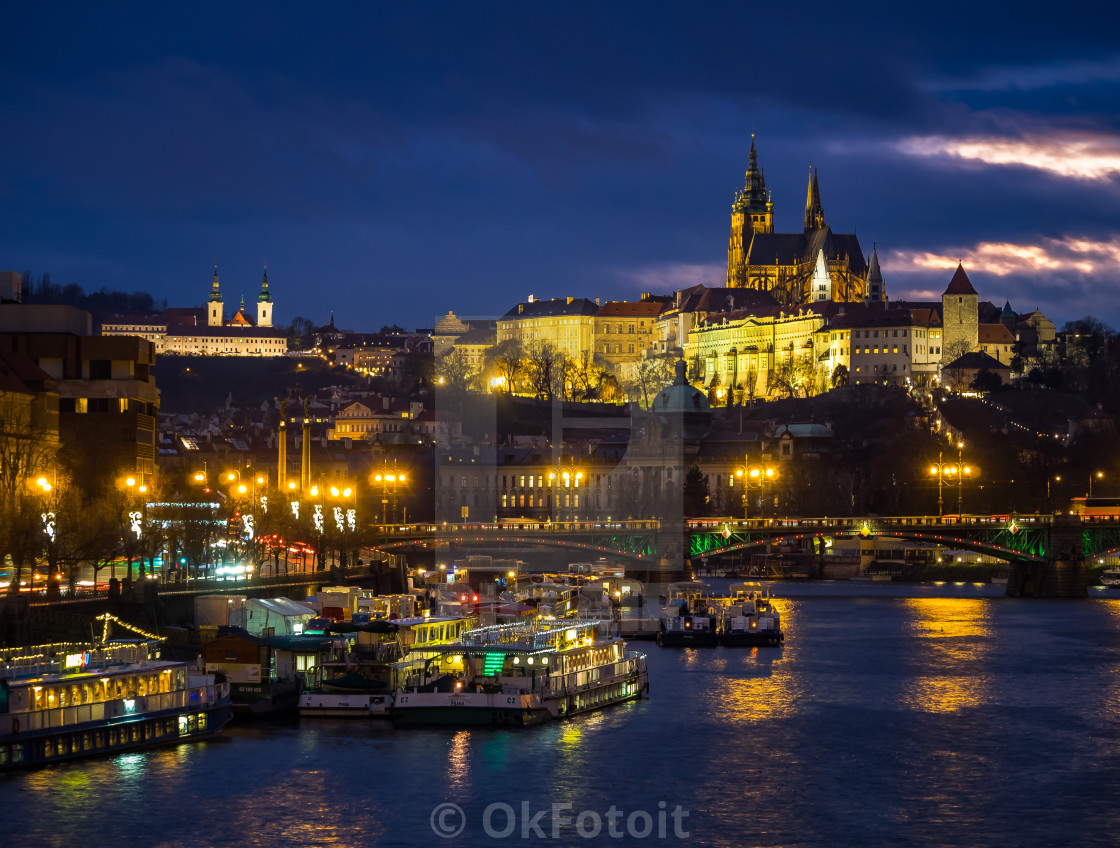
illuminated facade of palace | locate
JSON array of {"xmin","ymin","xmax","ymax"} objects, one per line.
[
  {"xmin": 725, "ymin": 139, "xmax": 869, "ymax": 307},
  {"xmin": 496, "ymin": 296, "xmax": 599, "ymax": 360},
  {"xmin": 685, "ymin": 306, "xmax": 826, "ymax": 398}
]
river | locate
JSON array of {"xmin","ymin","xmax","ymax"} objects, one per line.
[{"xmin": 3, "ymin": 581, "xmax": 1120, "ymax": 847}]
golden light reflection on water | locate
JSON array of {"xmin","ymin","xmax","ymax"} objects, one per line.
[
  {"xmin": 901, "ymin": 598, "xmax": 993, "ymax": 714},
  {"xmin": 447, "ymin": 729, "xmax": 472, "ymax": 794},
  {"xmin": 1091, "ymin": 599, "xmax": 1120, "ymax": 723},
  {"xmin": 706, "ymin": 597, "xmax": 802, "ymax": 725}
]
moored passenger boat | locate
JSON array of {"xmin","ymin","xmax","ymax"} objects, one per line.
[
  {"xmin": 657, "ymin": 582, "xmax": 720, "ymax": 647},
  {"xmin": 391, "ymin": 620, "xmax": 648, "ymax": 727},
  {"xmin": 719, "ymin": 583, "xmax": 784, "ymax": 647},
  {"xmin": 297, "ymin": 615, "xmax": 470, "ymax": 718},
  {"xmin": 0, "ymin": 640, "xmax": 232, "ymax": 770}
]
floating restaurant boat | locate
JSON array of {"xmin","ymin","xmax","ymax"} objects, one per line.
[
  {"xmin": 0, "ymin": 639, "xmax": 231, "ymax": 770},
  {"xmin": 391, "ymin": 620, "xmax": 648, "ymax": 727},
  {"xmin": 1101, "ymin": 569, "xmax": 1120, "ymax": 588},
  {"xmin": 719, "ymin": 583, "xmax": 784, "ymax": 647},
  {"xmin": 297, "ymin": 615, "xmax": 470, "ymax": 718},
  {"xmin": 657, "ymin": 582, "xmax": 720, "ymax": 647}
]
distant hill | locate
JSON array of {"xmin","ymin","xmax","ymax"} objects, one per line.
[{"xmin": 154, "ymin": 355, "xmax": 367, "ymax": 413}]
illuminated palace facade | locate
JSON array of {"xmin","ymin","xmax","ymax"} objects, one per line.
[{"xmin": 725, "ymin": 139, "xmax": 870, "ymax": 307}]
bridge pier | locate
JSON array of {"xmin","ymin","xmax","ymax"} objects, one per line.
[
  {"xmin": 1006, "ymin": 515, "xmax": 1087, "ymax": 598},
  {"xmin": 1006, "ymin": 559, "xmax": 1087, "ymax": 598}
]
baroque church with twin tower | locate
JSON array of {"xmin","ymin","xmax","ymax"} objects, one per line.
[{"xmin": 724, "ymin": 137, "xmax": 881, "ymax": 307}]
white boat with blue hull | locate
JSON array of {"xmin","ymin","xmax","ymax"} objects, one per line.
[
  {"xmin": 392, "ymin": 620, "xmax": 648, "ymax": 728},
  {"xmin": 0, "ymin": 640, "xmax": 232, "ymax": 771}
]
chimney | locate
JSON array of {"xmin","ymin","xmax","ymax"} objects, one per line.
[{"xmin": 595, "ymin": 297, "xmax": 600, "ymax": 305}]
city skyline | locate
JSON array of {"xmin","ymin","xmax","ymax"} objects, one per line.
[{"xmin": 2, "ymin": 3, "xmax": 1118, "ymax": 331}]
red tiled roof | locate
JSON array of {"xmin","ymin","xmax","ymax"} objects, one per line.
[{"xmin": 944, "ymin": 264, "xmax": 978, "ymax": 296}]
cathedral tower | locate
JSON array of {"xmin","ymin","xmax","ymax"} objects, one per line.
[
  {"xmin": 865, "ymin": 246, "xmax": 886, "ymax": 302},
  {"xmin": 208, "ymin": 265, "xmax": 223, "ymax": 327},
  {"xmin": 257, "ymin": 266, "xmax": 273, "ymax": 328},
  {"xmin": 804, "ymin": 167, "xmax": 825, "ymax": 232},
  {"xmin": 727, "ymin": 137, "xmax": 774, "ymax": 286}
]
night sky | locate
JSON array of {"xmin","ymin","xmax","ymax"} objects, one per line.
[{"xmin": 2, "ymin": 2, "xmax": 1118, "ymax": 331}]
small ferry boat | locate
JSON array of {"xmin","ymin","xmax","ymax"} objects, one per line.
[
  {"xmin": 1101, "ymin": 568, "xmax": 1120, "ymax": 588},
  {"xmin": 0, "ymin": 640, "xmax": 232, "ymax": 770},
  {"xmin": 719, "ymin": 583, "xmax": 784, "ymax": 647},
  {"xmin": 657, "ymin": 582, "xmax": 720, "ymax": 647},
  {"xmin": 391, "ymin": 620, "xmax": 648, "ymax": 727}
]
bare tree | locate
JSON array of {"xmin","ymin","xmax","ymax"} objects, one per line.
[
  {"xmin": 434, "ymin": 348, "xmax": 475, "ymax": 394},
  {"xmin": 0, "ymin": 390, "xmax": 59, "ymax": 593},
  {"xmin": 525, "ymin": 340, "xmax": 563, "ymax": 401},
  {"xmin": 627, "ymin": 356, "xmax": 675, "ymax": 409},
  {"xmin": 482, "ymin": 338, "xmax": 525, "ymax": 394},
  {"xmin": 941, "ymin": 340, "xmax": 972, "ymax": 391},
  {"xmin": 739, "ymin": 363, "xmax": 759, "ymax": 405}
]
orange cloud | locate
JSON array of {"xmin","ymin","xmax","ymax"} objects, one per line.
[
  {"xmin": 898, "ymin": 132, "xmax": 1120, "ymax": 180},
  {"xmin": 887, "ymin": 236, "xmax": 1120, "ymax": 277}
]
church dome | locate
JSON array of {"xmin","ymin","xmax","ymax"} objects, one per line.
[{"xmin": 651, "ymin": 360, "xmax": 710, "ymax": 416}]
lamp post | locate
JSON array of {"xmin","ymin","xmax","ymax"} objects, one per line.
[
  {"xmin": 1047, "ymin": 474, "xmax": 1061, "ymax": 507},
  {"xmin": 548, "ymin": 460, "xmax": 583, "ymax": 523},
  {"xmin": 928, "ymin": 452, "xmax": 972, "ymax": 518},
  {"xmin": 1090, "ymin": 471, "xmax": 1104, "ymax": 497},
  {"xmin": 373, "ymin": 467, "xmax": 407, "ymax": 524},
  {"xmin": 735, "ymin": 462, "xmax": 777, "ymax": 520}
]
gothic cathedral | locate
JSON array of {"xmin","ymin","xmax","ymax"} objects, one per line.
[{"xmin": 725, "ymin": 138, "xmax": 869, "ymax": 307}]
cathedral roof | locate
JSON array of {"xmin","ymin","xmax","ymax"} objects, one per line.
[
  {"xmin": 746, "ymin": 229, "xmax": 867, "ymax": 274},
  {"xmin": 944, "ymin": 263, "xmax": 978, "ymax": 296},
  {"xmin": 229, "ymin": 310, "xmax": 252, "ymax": 326}
]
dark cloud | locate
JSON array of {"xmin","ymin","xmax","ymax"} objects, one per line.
[{"xmin": 2, "ymin": 2, "xmax": 1119, "ymax": 329}]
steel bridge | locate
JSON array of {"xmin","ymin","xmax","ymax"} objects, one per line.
[{"xmin": 370, "ymin": 515, "xmax": 1120, "ymax": 567}]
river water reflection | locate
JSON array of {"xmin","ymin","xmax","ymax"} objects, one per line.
[{"xmin": 4, "ymin": 582, "xmax": 1120, "ymax": 847}]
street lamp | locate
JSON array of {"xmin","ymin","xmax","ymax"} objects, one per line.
[
  {"xmin": 735, "ymin": 462, "xmax": 777, "ymax": 520},
  {"xmin": 1090, "ymin": 471, "xmax": 1104, "ymax": 497},
  {"xmin": 928, "ymin": 451, "xmax": 972, "ymax": 518},
  {"xmin": 1047, "ymin": 475, "xmax": 1061, "ymax": 506},
  {"xmin": 373, "ymin": 469, "xmax": 407, "ymax": 524},
  {"xmin": 548, "ymin": 461, "xmax": 583, "ymax": 523}
]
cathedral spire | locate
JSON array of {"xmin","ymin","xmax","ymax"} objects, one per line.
[
  {"xmin": 804, "ymin": 167, "xmax": 825, "ymax": 231},
  {"xmin": 258, "ymin": 264, "xmax": 272, "ymax": 303},
  {"xmin": 865, "ymin": 244, "xmax": 885, "ymax": 302},
  {"xmin": 742, "ymin": 135, "xmax": 766, "ymax": 205}
]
